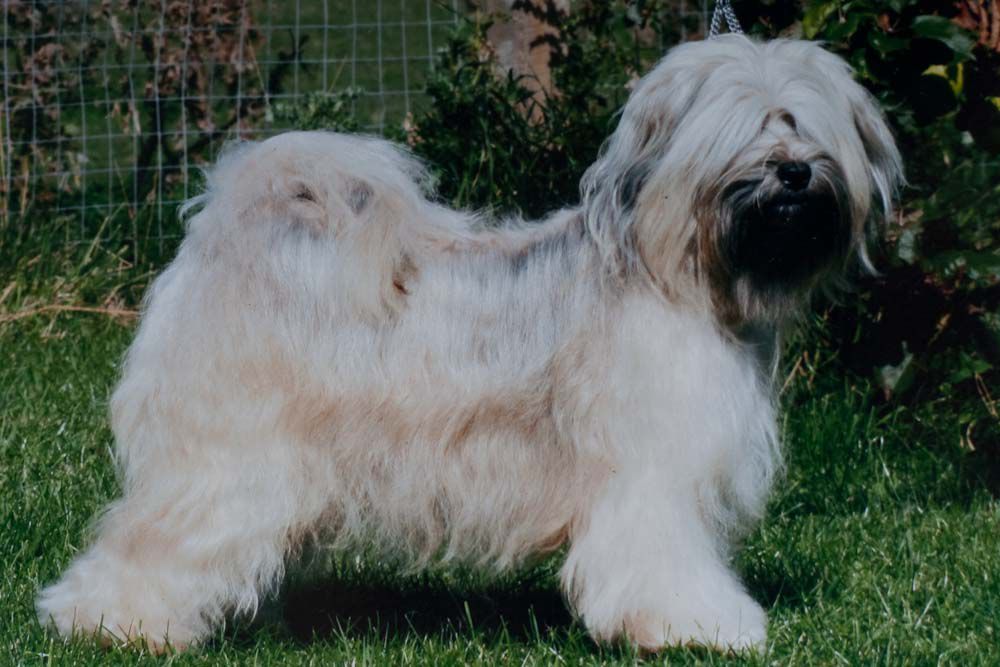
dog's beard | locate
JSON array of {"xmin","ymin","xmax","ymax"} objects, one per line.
[
  {"xmin": 718, "ymin": 162, "xmax": 850, "ymax": 295},
  {"xmin": 726, "ymin": 189, "xmax": 843, "ymax": 289},
  {"xmin": 692, "ymin": 157, "xmax": 854, "ymax": 325}
]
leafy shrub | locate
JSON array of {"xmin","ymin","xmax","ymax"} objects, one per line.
[
  {"xmin": 400, "ymin": 2, "xmax": 678, "ymax": 217},
  {"xmin": 271, "ymin": 89, "xmax": 362, "ymax": 132},
  {"xmin": 770, "ymin": 2, "xmax": 999, "ymax": 449}
]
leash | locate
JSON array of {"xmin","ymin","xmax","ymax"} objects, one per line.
[{"xmin": 709, "ymin": 0, "xmax": 743, "ymax": 38}]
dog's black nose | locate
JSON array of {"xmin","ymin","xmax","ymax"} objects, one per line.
[{"xmin": 777, "ymin": 161, "xmax": 811, "ymax": 191}]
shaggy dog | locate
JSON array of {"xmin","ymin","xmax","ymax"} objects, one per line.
[{"xmin": 38, "ymin": 35, "xmax": 902, "ymax": 652}]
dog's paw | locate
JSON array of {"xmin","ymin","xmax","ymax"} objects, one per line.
[
  {"xmin": 621, "ymin": 593, "xmax": 767, "ymax": 653},
  {"xmin": 36, "ymin": 560, "xmax": 198, "ymax": 653}
]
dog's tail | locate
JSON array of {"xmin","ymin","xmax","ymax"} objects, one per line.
[
  {"xmin": 186, "ymin": 131, "xmax": 436, "ymax": 236},
  {"xmin": 180, "ymin": 131, "xmax": 467, "ymax": 320}
]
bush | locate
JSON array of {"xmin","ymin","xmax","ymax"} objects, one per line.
[
  {"xmin": 774, "ymin": 1, "xmax": 999, "ymax": 448},
  {"xmin": 398, "ymin": 2, "xmax": 674, "ymax": 217}
]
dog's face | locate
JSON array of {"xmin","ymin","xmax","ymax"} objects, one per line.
[
  {"xmin": 716, "ymin": 113, "xmax": 849, "ymax": 294},
  {"xmin": 582, "ymin": 36, "xmax": 904, "ymax": 325}
]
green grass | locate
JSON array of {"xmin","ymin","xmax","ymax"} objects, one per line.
[{"xmin": 1, "ymin": 229, "xmax": 998, "ymax": 666}]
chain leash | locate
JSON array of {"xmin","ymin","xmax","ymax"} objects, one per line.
[{"xmin": 708, "ymin": 0, "xmax": 743, "ymax": 38}]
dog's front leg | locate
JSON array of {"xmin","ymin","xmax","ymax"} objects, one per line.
[
  {"xmin": 561, "ymin": 461, "xmax": 767, "ymax": 652},
  {"xmin": 560, "ymin": 306, "xmax": 772, "ymax": 653}
]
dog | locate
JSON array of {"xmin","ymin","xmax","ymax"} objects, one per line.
[{"xmin": 37, "ymin": 34, "xmax": 902, "ymax": 653}]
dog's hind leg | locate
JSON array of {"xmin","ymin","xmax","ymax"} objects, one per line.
[{"xmin": 36, "ymin": 436, "xmax": 323, "ymax": 652}]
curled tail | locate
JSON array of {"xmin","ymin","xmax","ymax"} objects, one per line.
[{"xmin": 181, "ymin": 131, "xmax": 447, "ymax": 320}]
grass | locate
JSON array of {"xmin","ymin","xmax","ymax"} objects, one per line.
[{"xmin": 1, "ymin": 223, "xmax": 998, "ymax": 666}]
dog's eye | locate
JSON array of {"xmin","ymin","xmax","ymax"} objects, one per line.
[
  {"xmin": 780, "ymin": 113, "xmax": 797, "ymax": 131},
  {"xmin": 762, "ymin": 112, "xmax": 798, "ymax": 134}
]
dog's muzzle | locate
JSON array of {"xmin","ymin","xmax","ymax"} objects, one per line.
[{"xmin": 727, "ymin": 176, "xmax": 844, "ymax": 289}]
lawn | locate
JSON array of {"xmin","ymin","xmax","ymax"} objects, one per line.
[{"xmin": 0, "ymin": 227, "xmax": 998, "ymax": 667}]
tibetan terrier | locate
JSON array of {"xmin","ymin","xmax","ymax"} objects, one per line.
[{"xmin": 38, "ymin": 35, "xmax": 902, "ymax": 652}]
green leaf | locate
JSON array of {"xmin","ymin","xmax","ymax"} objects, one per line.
[
  {"xmin": 962, "ymin": 251, "xmax": 1000, "ymax": 280},
  {"xmin": 912, "ymin": 15, "xmax": 976, "ymax": 61},
  {"xmin": 927, "ymin": 250, "xmax": 1000, "ymax": 281},
  {"xmin": 948, "ymin": 352, "xmax": 993, "ymax": 383},
  {"xmin": 868, "ymin": 31, "xmax": 907, "ymax": 55},
  {"xmin": 803, "ymin": 1, "xmax": 840, "ymax": 40},
  {"xmin": 896, "ymin": 227, "xmax": 919, "ymax": 264},
  {"xmin": 877, "ymin": 344, "xmax": 915, "ymax": 398},
  {"xmin": 824, "ymin": 12, "xmax": 865, "ymax": 43}
]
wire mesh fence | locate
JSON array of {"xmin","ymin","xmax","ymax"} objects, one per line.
[{"xmin": 1, "ymin": 1, "xmax": 708, "ymax": 241}]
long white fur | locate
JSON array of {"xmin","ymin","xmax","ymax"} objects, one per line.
[{"xmin": 37, "ymin": 35, "xmax": 901, "ymax": 653}]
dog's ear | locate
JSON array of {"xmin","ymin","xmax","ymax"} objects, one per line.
[
  {"xmin": 580, "ymin": 53, "xmax": 706, "ymax": 277},
  {"xmin": 804, "ymin": 42, "xmax": 904, "ymax": 272},
  {"xmin": 846, "ymin": 85, "xmax": 905, "ymax": 271},
  {"xmin": 851, "ymin": 89, "xmax": 904, "ymax": 220}
]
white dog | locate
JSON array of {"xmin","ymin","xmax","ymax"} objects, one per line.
[{"xmin": 38, "ymin": 35, "xmax": 901, "ymax": 653}]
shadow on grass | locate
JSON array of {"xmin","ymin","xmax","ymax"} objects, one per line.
[
  {"xmin": 279, "ymin": 580, "xmax": 575, "ymax": 644},
  {"xmin": 743, "ymin": 558, "xmax": 830, "ymax": 613}
]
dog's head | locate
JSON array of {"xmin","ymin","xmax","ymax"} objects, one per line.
[{"xmin": 581, "ymin": 35, "xmax": 903, "ymax": 326}]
